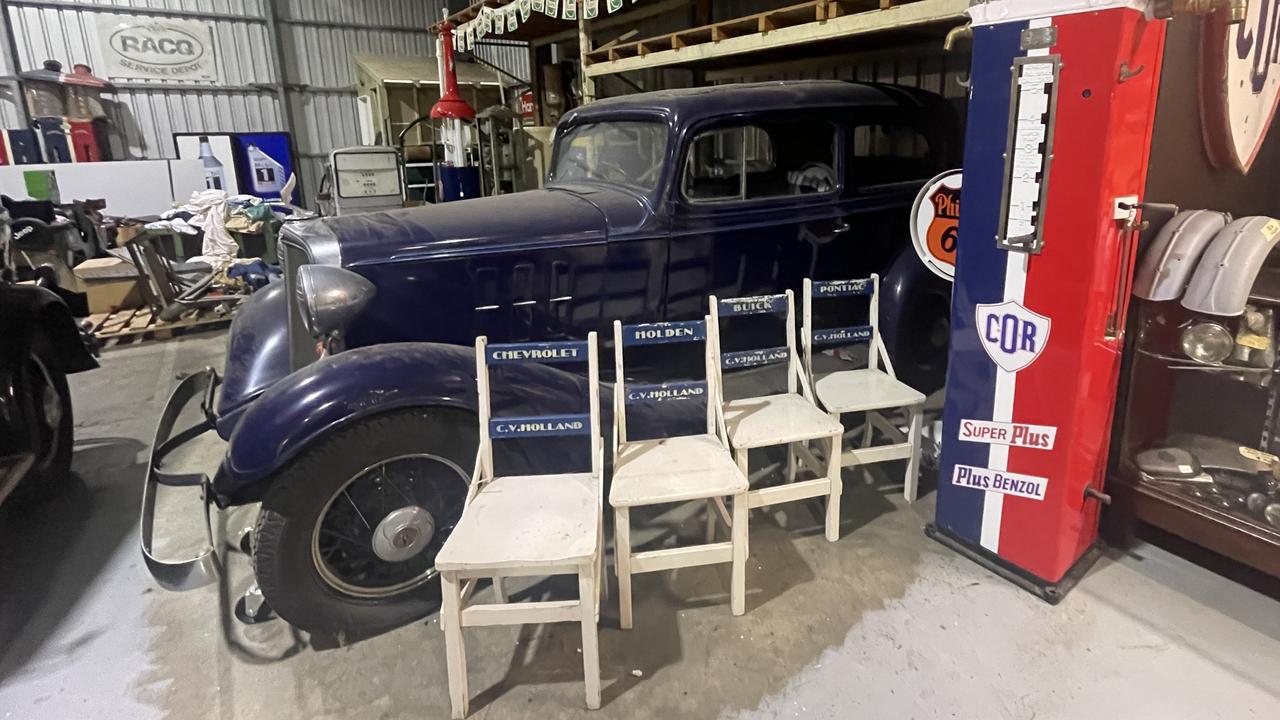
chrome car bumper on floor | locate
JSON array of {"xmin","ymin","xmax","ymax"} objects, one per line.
[{"xmin": 140, "ymin": 367, "xmax": 222, "ymax": 592}]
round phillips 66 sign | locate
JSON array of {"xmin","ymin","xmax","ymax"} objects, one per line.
[{"xmin": 911, "ymin": 170, "xmax": 962, "ymax": 281}]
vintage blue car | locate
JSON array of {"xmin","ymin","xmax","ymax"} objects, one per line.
[{"xmin": 142, "ymin": 80, "xmax": 960, "ymax": 639}]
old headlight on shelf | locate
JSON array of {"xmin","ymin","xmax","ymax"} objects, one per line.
[
  {"xmin": 1180, "ymin": 322, "xmax": 1234, "ymax": 364},
  {"xmin": 295, "ymin": 265, "xmax": 376, "ymax": 340}
]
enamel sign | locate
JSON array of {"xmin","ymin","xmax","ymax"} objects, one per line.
[
  {"xmin": 97, "ymin": 18, "xmax": 218, "ymax": 83},
  {"xmin": 1202, "ymin": 5, "xmax": 1280, "ymax": 173},
  {"xmin": 975, "ymin": 300, "xmax": 1050, "ymax": 373},
  {"xmin": 911, "ymin": 169, "xmax": 962, "ymax": 280}
]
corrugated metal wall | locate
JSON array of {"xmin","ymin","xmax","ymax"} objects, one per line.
[
  {"xmin": 3, "ymin": 0, "xmax": 282, "ymax": 163},
  {"xmin": 0, "ymin": 0, "xmax": 531, "ymax": 207},
  {"xmin": 275, "ymin": 0, "xmax": 439, "ymax": 203}
]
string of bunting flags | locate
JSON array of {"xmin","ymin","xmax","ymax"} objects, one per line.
[{"xmin": 453, "ymin": 0, "xmax": 636, "ymax": 51}]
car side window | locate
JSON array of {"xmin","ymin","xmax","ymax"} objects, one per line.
[
  {"xmin": 852, "ymin": 123, "xmax": 934, "ymax": 189},
  {"xmin": 682, "ymin": 119, "xmax": 837, "ymax": 203}
]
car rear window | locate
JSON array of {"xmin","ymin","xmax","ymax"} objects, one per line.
[{"xmin": 682, "ymin": 119, "xmax": 838, "ymax": 203}]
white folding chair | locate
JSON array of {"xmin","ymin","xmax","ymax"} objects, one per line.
[
  {"xmin": 802, "ymin": 276, "xmax": 925, "ymax": 502},
  {"xmin": 709, "ymin": 291, "xmax": 845, "ymax": 546},
  {"xmin": 610, "ymin": 319, "xmax": 749, "ymax": 628},
  {"xmin": 436, "ymin": 335, "xmax": 604, "ymax": 718}
]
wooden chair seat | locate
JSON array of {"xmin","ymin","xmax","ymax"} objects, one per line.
[
  {"xmin": 436, "ymin": 473, "xmax": 599, "ymax": 573},
  {"xmin": 610, "ymin": 434, "xmax": 749, "ymax": 508},
  {"xmin": 815, "ymin": 368, "xmax": 926, "ymax": 415},
  {"xmin": 724, "ymin": 392, "xmax": 844, "ymax": 449}
]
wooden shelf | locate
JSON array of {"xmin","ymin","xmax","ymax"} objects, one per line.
[{"xmin": 582, "ymin": 0, "xmax": 966, "ymax": 78}]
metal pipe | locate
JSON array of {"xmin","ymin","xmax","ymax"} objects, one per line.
[{"xmin": 1167, "ymin": 0, "xmax": 1248, "ymax": 23}]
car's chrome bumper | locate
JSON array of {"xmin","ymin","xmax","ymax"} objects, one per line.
[{"xmin": 140, "ymin": 367, "xmax": 222, "ymax": 592}]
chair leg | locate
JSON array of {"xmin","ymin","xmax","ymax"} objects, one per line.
[
  {"xmin": 614, "ymin": 507, "xmax": 633, "ymax": 630},
  {"xmin": 905, "ymin": 404, "xmax": 923, "ymax": 503},
  {"xmin": 492, "ymin": 575, "xmax": 507, "ymax": 603},
  {"xmin": 826, "ymin": 432, "xmax": 842, "ymax": 543},
  {"xmin": 786, "ymin": 442, "xmax": 797, "ymax": 484},
  {"xmin": 735, "ymin": 447, "xmax": 750, "ymax": 557},
  {"xmin": 730, "ymin": 491, "xmax": 747, "ymax": 616},
  {"xmin": 598, "ymin": 515, "xmax": 608, "ymax": 610},
  {"xmin": 861, "ymin": 413, "xmax": 874, "ymax": 485},
  {"xmin": 579, "ymin": 565, "xmax": 602, "ymax": 710},
  {"xmin": 441, "ymin": 572, "xmax": 469, "ymax": 719},
  {"xmin": 705, "ymin": 498, "xmax": 717, "ymax": 543}
]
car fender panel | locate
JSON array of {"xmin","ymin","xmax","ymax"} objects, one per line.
[
  {"xmin": 1132, "ymin": 209, "xmax": 1231, "ymax": 302},
  {"xmin": 215, "ymin": 280, "xmax": 293, "ymax": 430},
  {"xmin": 0, "ymin": 283, "xmax": 97, "ymax": 373},
  {"xmin": 215, "ymin": 342, "xmax": 607, "ymax": 503},
  {"xmin": 1183, "ymin": 216, "xmax": 1280, "ymax": 316}
]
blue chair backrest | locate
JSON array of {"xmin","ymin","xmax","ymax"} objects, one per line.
[
  {"xmin": 802, "ymin": 275, "xmax": 890, "ymax": 378},
  {"xmin": 613, "ymin": 319, "xmax": 717, "ymax": 443},
  {"xmin": 474, "ymin": 334, "xmax": 602, "ymax": 478}
]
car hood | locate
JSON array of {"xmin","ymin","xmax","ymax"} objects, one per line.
[{"xmin": 293, "ymin": 185, "xmax": 653, "ymax": 267}]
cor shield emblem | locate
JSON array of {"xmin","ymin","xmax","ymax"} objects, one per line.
[{"xmin": 975, "ymin": 301, "xmax": 1050, "ymax": 373}]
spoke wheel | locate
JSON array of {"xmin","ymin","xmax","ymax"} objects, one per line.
[{"xmin": 311, "ymin": 453, "xmax": 468, "ymax": 598}]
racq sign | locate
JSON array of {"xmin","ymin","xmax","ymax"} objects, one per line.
[
  {"xmin": 97, "ymin": 18, "xmax": 218, "ymax": 83},
  {"xmin": 1202, "ymin": 3, "xmax": 1280, "ymax": 173}
]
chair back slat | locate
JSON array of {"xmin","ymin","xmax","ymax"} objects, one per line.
[
  {"xmin": 716, "ymin": 293, "xmax": 788, "ymax": 318},
  {"xmin": 475, "ymin": 334, "xmax": 601, "ymax": 484},
  {"xmin": 489, "ymin": 414, "xmax": 593, "ymax": 438},
  {"xmin": 613, "ymin": 318, "xmax": 721, "ymax": 445},
  {"xmin": 621, "ymin": 320, "xmax": 706, "ymax": 346},
  {"xmin": 812, "ymin": 325, "xmax": 873, "ymax": 348},
  {"xmin": 624, "ymin": 380, "xmax": 709, "ymax": 405},
  {"xmin": 721, "ymin": 345, "xmax": 790, "ymax": 369},
  {"xmin": 486, "ymin": 340, "xmax": 590, "ymax": 364},
  {"xmin": 811, "ymin": 279, "xmax": 874, "ymax": 298}
]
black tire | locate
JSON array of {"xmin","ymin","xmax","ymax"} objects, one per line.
[
  {"xmin": 11, "ymin": 336, "xmax": 74, "ymax": 503},
  {"xmin": 886, "ymin": 280, "xmax": 951, "ymax": 394},
  {"xmin": 253, "ymin": 407, "xmax": 477, "ymax": 641}
]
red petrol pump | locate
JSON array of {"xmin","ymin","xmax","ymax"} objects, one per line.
[{"xmin": 928, "ymin": 0, "xmax": 1244, "ymax": 600}]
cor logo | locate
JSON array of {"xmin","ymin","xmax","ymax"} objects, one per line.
[{"xmin": 975, "ymin": 300, "xmax": 1050, "ymax": 373}]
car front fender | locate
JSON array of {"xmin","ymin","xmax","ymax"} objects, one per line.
[
  {"xmin": 0, "ymin": 283, "xmax": 97, "ymax": 374},
  {"xmin": 214, "ymin": 341, "xmax": 610, "ymax": 505}
]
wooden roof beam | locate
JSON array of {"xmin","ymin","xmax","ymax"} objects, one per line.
[{"xmin": 584, "ymin": 0, "xmax": 967, "ymax": 78}]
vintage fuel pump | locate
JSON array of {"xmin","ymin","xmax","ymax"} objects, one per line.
[
  {"xmin": 928, "ymin": 0, "xmax": 1243, "ymax": 600},
  {"xmin": 431, "ymin": 20, "xmax": 481, "ymax": 202}
]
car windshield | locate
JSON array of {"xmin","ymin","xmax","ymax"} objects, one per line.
[{"xmin": 549, "ymin": 121, "xmax": 667, "ymax": 192}]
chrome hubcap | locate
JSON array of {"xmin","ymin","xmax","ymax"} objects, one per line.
[{"xmin": 371, "ymin": 506, "xmax": 436, "ymax": 562}]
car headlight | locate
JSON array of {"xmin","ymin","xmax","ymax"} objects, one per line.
[
  {"xmin": 1180, "ymin": 322, "xmax": 1234, "ymax": 364},
  {"xmin": 295, "ymin": 265, "xmax": 376, "ymax": 339}
]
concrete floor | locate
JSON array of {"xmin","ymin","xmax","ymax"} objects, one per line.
[{"xmin": 2, "ymin": 329, "xmax": 1279, "ymax": 720}]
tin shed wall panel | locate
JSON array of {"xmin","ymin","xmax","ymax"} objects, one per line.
[
  {"xmin": 276, "ymin": 0, "xmax": 439, "ymax": 207},
  {"xmin": 4, "ymin": 0, "xmax": 283, "ymax": 165},
  {"xmin": 0, "ymin": 0, "xmax": 531, "ymax": 207}
]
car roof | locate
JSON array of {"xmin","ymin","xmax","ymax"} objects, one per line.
[{"xmin": 561, "ymin": 80, "xmax": 906, "ymax": 127}]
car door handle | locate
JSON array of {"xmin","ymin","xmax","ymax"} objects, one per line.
[{"xmin": 832, "ymin": 222, "xmax": 851, "ymax": 234}]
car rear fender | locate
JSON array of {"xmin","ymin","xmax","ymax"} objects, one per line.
[{"xmin": 876, "ymin": 248, "xmax": 952, "ymax": 392}]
